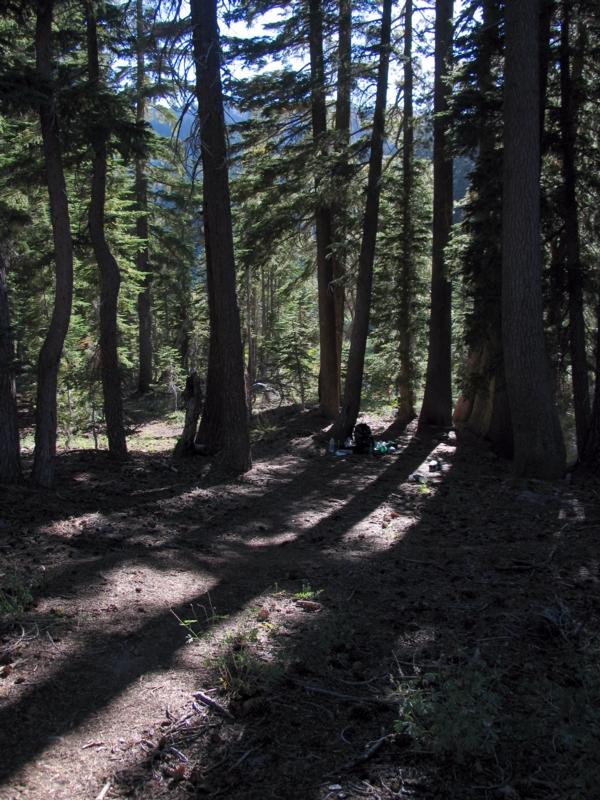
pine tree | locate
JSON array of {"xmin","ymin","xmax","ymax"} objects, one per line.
[
  {"xmin": 86, "ymin": 0, "xmax": 128, "ymax": 460},
  {"xmin": 502, "ymin": 0, "xmax": 565, "ymax": 478},
  {"xmin": 191, "ymin": 0, "xmax": 251, "ymax": 473},
  {"xmin": 32, "ymin": 0, "xmax": 74, "ymax": 487},
  {"xmin": 332, "ymin": 0, "xmax": 392, "ymax": 442},
  {"xmin": 419, "ymin": 0, "xmax": 454, "ymax": 429}
]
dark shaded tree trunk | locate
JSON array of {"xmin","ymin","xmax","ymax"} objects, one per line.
[
  {"xmin": 136, "ymin": 0, "xmax": 152, "ymax": 394},
  {"xmin": 332, "ymin": 0, "xmax": 392, "ymax": 442},
  {"xmin": 560, "ymin": 1, "xmax": 590, "ymax": 457},
  {"xmin": 330, "ymin": 0, "xmax": 352, "ymax": 394},
  {"xmin": 582, "ymin": 303, "xmax": 600, "ymax": 466},
  {"xmin": 309, "ymin": 0, "xmax": 339, "ymax": 418},
  {"xmin": 396, "ymin": 0, "xmax": 416, "ymax": 425},
  {"xmin": 32, "ymin": 0, "xmax": 74, "ymax": 487},
  {"xmin": 459, "ymin": 0, "xmax": 513, "ymax": 456},
  {"xmin": 502, "ymin": 0, "xmax": 565, "ymax": 478},
  {"xmin": 191, "ymin": 0, "xmax": 251, "ymax": 473},
  {"xmin": 86, "ymin": 2, "xmax": 128, "ymax": 460},
  {"xmin": 0, "ymin": 251, "xmax": 21, "ymax": 483},
  {"xmin": 174, "ymin": 373, "xmax": 203, "ymax": 457},
  {"xmin": 419, "ymin": 0, "xmax": 454, "ymax": 429}
]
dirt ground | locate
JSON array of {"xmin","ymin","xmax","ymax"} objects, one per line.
[{"xmin": 1, "ymin": 405, "xmax": 599, "ymax": 800}]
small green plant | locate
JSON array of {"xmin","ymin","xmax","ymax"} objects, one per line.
[
  {"xmin": 394, "ymin": 663, "xmax": 502, "ymax": 763},
  {"xmin": 293, "ymin": 581, "xmax": 323, "ymax": 601},
  {"xmin": 216, "ymin": 639, "xmax": 283, "ymax": 700},
  {"xmin": 172, "ymin": 595, "xmax": 228, "ymax": 643},
  {"xmin": 0, "ymin": 575, "xmax": 33, "ymax": 615}
]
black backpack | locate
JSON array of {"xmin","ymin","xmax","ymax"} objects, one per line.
[{"xmin": 353, "ymin": 423, "xmax": 373, "ymax": 454}]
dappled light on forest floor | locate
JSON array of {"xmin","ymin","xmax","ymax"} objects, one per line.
[{"xmin": 2, "ymin": 409, "xmax": 600, "ymax": 799}]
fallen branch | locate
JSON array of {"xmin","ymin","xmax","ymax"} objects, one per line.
[
  {"xmin": 340, "ymin": 733, "xmax": 395, "ymax": 771},
  {"xmin": 95, "ymin": 781, "xmax": 111, "ymax": 800},
  {"xmin": 193, "ymin": 690, "xmax": 235, "ymax": 720},
  {"xmin": 292, "ymin": 680, "xmax": 395, "ymax": 706}
]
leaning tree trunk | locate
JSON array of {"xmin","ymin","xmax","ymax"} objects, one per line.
[
  {"xmin": 0, "ymin": 250, "xmax": 21, "ymax": 483},
  {"xmin": 86, "ymin": 3, "xmax": 128, "ymax": 460},
  {"xmin": 396, "ymin": 0, "xmax": 416, "ymax": 425},
  {"xmin": 418, "ymin": 0, "xmax": 454, "ymax": 429},
  {"xmin": 560, "ymin": 1, "xmax": 589, "ymax": 457},
  {"xmin": 332, "ymin": 0, "xmax": 392, "ymax": 443},
  {"xmin": 309, "ymin": 0, "xmax": 339, "ymax": 418},
  {"xmin": 32, "ymin": 0, "xmax": 74, "ymax": 488},
  {"xmin": 190, "ymin": 0, "xmax": 251, "ymax": 473},
  {"xmin": 502, "ymin": 0, "xmax": 565, "ymax": 478},
  {"xmin": 135, "ymin": 0, "xmax": 152, "ymax": 394}
]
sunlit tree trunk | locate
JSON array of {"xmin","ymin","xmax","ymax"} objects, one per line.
[
  {"xmin": 32, "ymin": 0, "xmax": 74, "ymax": 487},
  {"xmin": 396, "ymin": 0, "xmax": 416, "ymax": 425},
  {"xmin": 309, "ymin": 0, "xmax": 339, "ymax": 418},
  {"xmin": 191, "ymin": 0, "xmax": 251, "ymax": 473},
  {"xmin": 332, "ymin": 0, "xmax": 392, "ymax": 442},
  {"xmin": 136, "ymin": 0, "xmax": 152, "ymax": 394},
  {"xmin": 330, "ymin": 0, "xmax": 352, "ymax": 395}
]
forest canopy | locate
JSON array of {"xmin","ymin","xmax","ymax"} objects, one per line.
[{"xmin": 1, "ymin": 0, "xmax": 599, "ymax": 484}]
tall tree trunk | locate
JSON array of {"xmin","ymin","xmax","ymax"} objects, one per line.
[
  {"xmin": 460, "ymin": 0, "xmax": 513, "ymax": 455},
  {"xmin": 582, "ymin": 302, "xmax": 600, "ymax": 466},
  {"xmin": 396, "ymin": 0, "xmax": 416, "ymax": 425},
  {"xmin": 32, "ymin": 0, "xmax": 74, "ymax": 487},
  {"xmin": 191, "ymin": 0, "xmax": 251, "ymax": 473},
  {"xmin": 560, "ymin": 2, "xmax": 589, "ymax": 457},
  {"xmin": 419, "ymin": 0, "xmax": 454, "ymax": 429},
  {"xmin": 136, "ymin": 0, "xmax": 152, "ymax": 394},
  {"xmin": 86, "ymin": 2, "xmax": 128, "ymax": 460},
  {"xmin": 502, "ymin": 0, "xmax": 565, "ymax": 478},
  {"xmin": 332, "ymin": 0, "xmax": 392, "ymax": 442},
  {"xmin": 330, "ymin": 0, "xmax": 352, "ymax": 394},
  {"xmin": 0, "ymin": 250, "xmax": 21, "ymax": 483},
  {"xmin": 309, "ymin": 0, "xmax": 339, "ymax": 418}
]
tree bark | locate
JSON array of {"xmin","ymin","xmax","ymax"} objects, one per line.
[
  {"xmin": 309, "ymin": 0, "xmax": 339, "ymax": 418},
  {"xmin": 396, "ymin": 0, "xmax": 416, "ymax": 425},
  {"xmin": 330, "ymin": 0, "xmax": 352, "ymax": 394},
  {"xmin": 502, "ymin": 0, "xmax": 565, "ymax": 478},
  {"xmin": 560, "ymin": 1, "xmax": 590, "ymax": 457},
  {"xmin": 32, "ymin": 0, "xmax": 74, "ymax": 487},
  {"xmin": 0, "ymin": 250, "xmax": 21, "ymax": 483},
  {"xmin": 332, "ymin": 0, "xmax": 392, "ymax": 442},
  {"xmin": 190, "ymin": 0, "xmax": 251, "ymax": 473},
  {"xmin": 174, "ymin": 373, "xmax": 203, "ymax": 457},
  {"xmin": 418, "ymin": 0, "xmax": 454, "ymax": 429},
  {"xmin": 461, "ymin": 0, "xmax": 513, "ymax": 456},
  {"xmin": 136, "ymin": 0, "xmax": 153, "ymax": 394},
  {"xmin": 582, "ymin": 302, "xmax": 600, "ymax": 466},
  {"xmin": 86, "ymin": 2, "xmax": 128, "ymax": 460}
]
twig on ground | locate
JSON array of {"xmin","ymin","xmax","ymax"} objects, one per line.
[
  {"xmin": 292, "ymin": 680, "xmax": 395, "ymax": 706},
  {"xmin": 168, "ymin": 746, "xmax": 188, "ymax": 763},
  {"xmin": 193, "ymin": 690, "xmax": 235, "ymax": 720},
  {"xmin": 339, "ymin": 733, "xmax": 395, "ymax": 771},
  {"xmin": 226, "ymin": 746, "xmax": 259, "ymax": 773},
  {"xmin": 95, "ymin": 781, "xmax": 111, "ymax": 800},
  {"xmin": 399, "ymin": 557, "xmax": 445, "ymax": 571}
]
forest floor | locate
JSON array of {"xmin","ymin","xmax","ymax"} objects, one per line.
[{"xmin": 1, "ymin": 398, "xmax": 600, "ymax": 800}]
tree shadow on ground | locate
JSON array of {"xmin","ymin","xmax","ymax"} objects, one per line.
[
  {"xmin": 1, "ymin": 416, "xmax": 598, "ymax": 800},
  {"xmin": 0, "ymin": 412, "xmax": 431, "ymax": 787}
]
